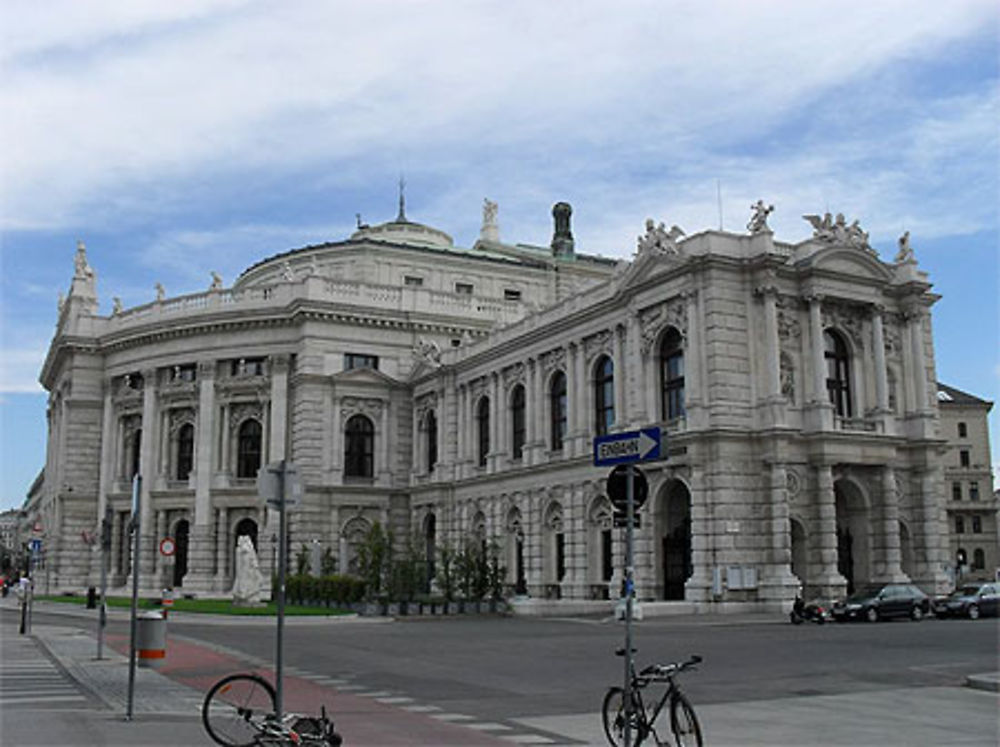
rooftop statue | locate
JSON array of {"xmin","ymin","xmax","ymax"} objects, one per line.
[
  {"xmin": 414, "ymin": 337, "xmax": 443, "ymax": 368},
  {"xmin": 637, "ymin": 218, "xmax": 684, "ymax": 255},
  {"xmin": 112, "ymin": 297, "xmax": 123, "ymax": 315},
  {"xmin": 747, "ymin": 200, "xmax": 774, "ymax": 234},
  {"xmin": 803, "ymin": 212, "xmax": 870, "ymax": 249},
  {"xmin": 74, "ymin": 240, "xmax": 94, "ymax": 279},
  {"xmin": 282, "ymin": 261, "xmax": 295, "ymax": 281},
  {"xmin": 210, "ymin": 271, "xmax": 223, "ymax": 290},
  {"xmin": 895, "ymin": 231, "xmax": 915, "ymax": 263},
  {"xmin": 155, "ymin": 282, "xmax": 165, "ymax": 302},
  {"xmin": 483, "ymin": 198, "xmax": 498, "ymax": 227}
]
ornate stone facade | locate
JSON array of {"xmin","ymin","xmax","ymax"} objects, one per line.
[{"xmin": 24, "ymin": 201, "xmax": 956, "ymax": 609}]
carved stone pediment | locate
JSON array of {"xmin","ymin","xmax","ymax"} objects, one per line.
[
  {"xmin": 340, "ymin": 396, "xmax": 384, "ymax": 425},
  {"xmin": 639, "ymin": 299, "xmax": 686, "ymax": 355},
  {"xmin": 217, "ymin": 374, "xmax": 269, "ymax": 400},
  {"xmin": 584, "ymin": 329, "xmax": 612, "ymax": 361},
  {"xmin": 502, "ymin": 362, "xmax": 525, "ymax": 387}
]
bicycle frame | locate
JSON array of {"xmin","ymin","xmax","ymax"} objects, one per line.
[{"xmin": 631, "ymin": 673, "xmax": 677, "ymax": 740}]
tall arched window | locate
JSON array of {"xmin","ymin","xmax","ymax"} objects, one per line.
[
  {"xmin": 425, "ymin": 410, "xmax": 438, "ymax": 473},
  {"xmin": 236, "ymin": 419, "xmax": 262, "ymax": 478},
  {"xmin": 594, "ymin": 355, "xmax": 614, "ymax": 436},
  {"xmin": 176, "ymin": 423, "xmax": 194, "ymax": 480},
  {"xmin": 128, "ymin": 428, "xmax": 142, "ymax": 481},
  {"xmin": 344, "ymin": 414, "xmax": 374, "ymax": 477},
  {"xmin": 477, "ymin": 397, "xmax": 490, "ymax": 467},
  {"xmin": 824, "ymin": 329, "xmax": 852, "ymax": 417},
  {"xmin": 550, "ymin": 371, "xmax": 567, "ymax": 451},
  {"xmin": 660, "ymin": 328, "xmax": 685, "ymax": 420},
  {"xmin": 510, "ymin": 385, "xmax": 526, "ymax": 461}
]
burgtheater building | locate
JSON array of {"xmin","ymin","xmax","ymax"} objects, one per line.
[{"xmin": 28, "ymin": 196, "xmax": 952, "ymax": 609}]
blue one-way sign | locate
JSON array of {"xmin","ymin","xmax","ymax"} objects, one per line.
[{"xmin": 593, "ymin": 427, "xmax": 661, "ymax": 466}]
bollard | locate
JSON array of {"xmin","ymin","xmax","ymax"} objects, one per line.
[
  {"xmin": 136, "ymin": 610, "xmax": 166, "ymax": 668},
  {"xmin": 161, "ymin": 588, "xmax": 174, "ymax": 619},
  {"xmin": 86, "ymin": 586, "xmax": 97, "ymax": 609}
]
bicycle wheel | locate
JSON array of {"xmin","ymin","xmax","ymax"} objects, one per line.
[
  {"xmin": 602, "ymin": 687, "xmax": 646, "ymax": 746},
  {"xmin": 669, "ymin": 692, "xmax": 703, "ymax": 747},
  {"xmin": 202, "ymin": 673, "xmax": 277, "ymax": 747}
]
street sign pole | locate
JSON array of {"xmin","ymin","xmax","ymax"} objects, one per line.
[
  {"xmin": 126, "ymin": 474, "xmax": 141, "ymax": 721},
  {"xmin": 275, "ymin": 460, "xmax": 287, "ymax": 721},
  {"xmin": 623, "ymin": 464, "xmax": 635, "ymax": 747}
]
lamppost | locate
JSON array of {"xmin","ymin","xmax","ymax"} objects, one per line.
[{"xmin": 271, "ymin": 533, "xmax": 278, "ymax": 577}]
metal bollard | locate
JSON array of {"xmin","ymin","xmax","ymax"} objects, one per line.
[{"xmin": 136, "ymin": 610, "xmax": 166, "ymax": 668}]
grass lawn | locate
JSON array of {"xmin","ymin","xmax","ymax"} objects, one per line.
[{"xmin": 37, "ymin": 594, "xmax": 352, "ymax": 616}]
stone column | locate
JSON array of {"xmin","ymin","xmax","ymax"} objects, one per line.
[
  {"xmin": 684, "ymin": 290, "xmax": 702, "ymax": 409},
  {"xmin": 442, "ymin": 380, "xmax": 455, "ymax": 478},
  {"xmin": 627, "ymin": 310, "xmax": 643, "ymax": 426},
  {"xmin": 761, "ymin": 288, "xmax": 781, "ymax": 398},
  {"xmin": 92, "ymin": 380, "xmax": 115, "ymax": 584},
  {"xmin": 525, "ymin": 359, "xmax": 537, "ymax": 465},
  {"xmin": 907, "ymin": 310, "xmax": 928, "ymax": 413},
  {"xmin": 761, "ymin": 462, "xmax": 798, "ymax": 604},
  {"xmin": 808, "ymin": 295, "xmax": 826, "ymax": 404},
  {"xmin": 871, "ymin": 306, "xmax": 889, "ymax": 412},
  {"xmin": 456, "ymin": 385, "xmax": 466, "ymax": 479},
  {"xmin": 411, "ymin": 400, "xmax": 421, "ymax": 474},
  {"xmin": 574, "ymin": 340, "xmax": 587, "ymax": 455},
  {"xmin": 811, "ymin": 464, "xmax": 846, "ymax": 597},
  {"xmin": 378, "ymin": 400, "xmax": 389, "ymax": 479},
  {"xmin": 184, "ymin": 361, "xmax": 217, "ymax": 592},
  {"xmin": 685, "ymin": 464, "xmax": 713, "ymax": 602},
  {"xmin": 331, "ymin": 396, "xmax": 343, "ymax": 477},
  {"xmin": 534, "ymin": 359, "xmax": 547, "ymax": 459},
  {"xmin": 878, "ymin": 467, "xmax": 906, "ymax": 582},
  {"xmin": 268, "ymin": 355, "xmax": 289, "ymax": 463},
  {"xmin": 613, "ymin": 325, "xmax": 626, "ymax": 428},
  {"xmin": 215, "ymin": 507, "xmax": 228, "ymax": 590},
  {"xmin": 219, "ymin": 403, "xmax": 231, "ymax": 475},
  {"xmin": 914, "ymin": 468, "xmax": 949, "ymax": 593},
  {"xmin": 489, "ymin": 372, "xmax": 500, "ymax": 472},
  {"xmin": 137, "ymin": 368, "xmax": 158, "ymax": 584}
]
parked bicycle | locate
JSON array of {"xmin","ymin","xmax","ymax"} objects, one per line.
[
  {"xmin": 202, "ymin": 672, "xmax": 343, "ymax": 746},
  {"xmin": 602, "ymin": 649, "xmax": 703, "ymax": 746}
]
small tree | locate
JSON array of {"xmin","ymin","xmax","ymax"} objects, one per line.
[
  {"xmin": 390, "ymin": 532, "xmax": 426, "ymax": 602},
  {"xmin": 295, "ymin": 543, "xmax": 311, "ymax": 576},
  {"xmin": 485, "ymin": 539, "xmax": 507, "ymax": 601},
  {"xmin": 321, "ymin": 547, "xmax": 337, "ymax": 576},
  {"xmin": 357, "ymin": 522, "xmax": 392, "ymax": 600},
  {"xmin": 436, "ymin": 543, "xmax": 457, "ymax": 601}
]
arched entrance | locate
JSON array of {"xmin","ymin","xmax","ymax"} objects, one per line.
[
  {"xmin": 172, "ymin": 519, "xmax": 189, "ymax": 588},
  {"xmin": 834, "ymin": 479, "xmax": 870, "ymax": 594},
  {"xmin": 505, "ymin": 507, "xmax": 527, "ymax": 596},
  {"xmin": 659, "ymin": 480, "xmax": 692, "ymax": 600},
  {"xmin": 789, "ymin": 517, "xmax": 807, "ymax": 590}
]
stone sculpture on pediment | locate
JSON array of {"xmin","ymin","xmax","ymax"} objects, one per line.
[
  {"xmin": 282, "ymin": 261, "xmax": 295, "ymax": 282},
  {"xmin": 823, "ymin": 302, "xmax": 865, "ymax": 350},
  {"xmin": 111, "ymin": 297, "xmax": 123, "ymax": 315},
  {"xmin": 541, "ymin": 347, "xmax": 566, "ymax": 376},
  {"xmin": 780, "ymin": 352, "xmax": 796, "ymax": 403},
  {"xmin": 785, "ymin": 469, "xmax": 801, "ymax": 499},
  {"xmin": 168, "ymin": 408, "xmax": 197, "ymax": 435},
  {"xmin": 639, "ymin": 300, "xmax": 686, "ymax": 355},
  {"xmin": 502, "ymin": 362, "xmax": 525, "ymax": 388},
  {"xmin": 776, "ymin": 300, "xmax": 802, "ymax": 342},
  {"xmin": 882, "ymin": 321, "xmax": 901, "ymax": 356},
  {"xmin": 413, "ymin": 337, "xmax": 443, "ymax": 369},
  {"xmin": 155, "ymin": 283, "xmax": 166, "ymax": 302},
  {"xmin": 803, "ymin": 212, "xmax": 871, "ymax": 250},
  {"xmin": 637, "ymin": 219, "xmax": 684, "ymax": 256},
  {"xmin": 339, "ymin": 396, "xmax": 383, "ymax": 425},
  {"xmin": 210, "ymin": 271, "xmax": 223, "ymax": 290},
  {"xmin": 894, "ymin": 231, "xmax": 915, "ymax": 263}
]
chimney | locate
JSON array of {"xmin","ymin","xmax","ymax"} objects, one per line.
[{"xmin": 550, "ymin": 202, "xmax": 575, "ymax": 257}]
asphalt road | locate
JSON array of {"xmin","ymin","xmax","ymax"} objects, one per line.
[{"xmin": 70, "ymin": 610, "xmax": 1000, "ymax": 724}]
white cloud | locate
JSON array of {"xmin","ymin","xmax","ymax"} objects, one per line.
[{"xmin": 0, "ymin": 348, "xmax": 46, "ymax": 394}]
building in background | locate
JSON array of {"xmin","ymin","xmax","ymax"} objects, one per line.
[
  {"xmin": 25, "ymin": 196, "xmax": 954, "ymax": 610},
  {"xmin": 937, "ymin": 383, "xmax": 997, "ymax": 583}
]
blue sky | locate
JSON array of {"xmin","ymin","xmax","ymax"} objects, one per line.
[{"xmin": 1, "ymin": 0, "xmax": 998, "ymax": 509}]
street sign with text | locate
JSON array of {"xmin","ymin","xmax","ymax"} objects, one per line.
[{"xmin": 593, "ymin": 428, "xmax": 661, "ymax": 467}]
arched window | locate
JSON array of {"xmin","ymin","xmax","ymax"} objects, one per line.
[
  {"xmin": 550, "ymin": 371, "xmax": 567, "ymax": 451},
  {"xmin": 477, "ymin": 397, "xmax": 490, "ymax": 467},
  {"xmin": 510, "ymin": 385, "xmax": 526, "ymax": 461},
  {"xmin": 176, "ymin": 423, "xmax": 194, "ymax": 480},
  {"xmin": 660, "ymin": 328, "xmax": 685, "ymax": 420},
  {"xmin": 594, "ymin": 355, "xmax": 614, "ymax": 436},
  {"xmin": 824, "ymin": 329, "xmax": 852, "ymax": 417},
  {"xmin": 236, "ymin": 419, "xmax": 262, "ymax": 478},
  {"xmin": 344, "ymin": 415, "xmax": 374, "ymax": 478},
  {"xmin": 425, "ymin": 410, "xmax": 438, "ymax": 473},
  {"xmin": 128, "ymin": 428, "xmax": 142, "ymax": 481}
]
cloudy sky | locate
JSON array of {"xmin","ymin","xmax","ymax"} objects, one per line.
[{"xmin": 1, "ymin": 0, "xmax": 998, "ymax": 509}]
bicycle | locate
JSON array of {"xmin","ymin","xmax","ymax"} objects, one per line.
[
  {"xmin": 601, "ymin": 649, "xmax": 703, "ymax": 746},
  {"xmin": 202, "ymin": 672, "xmax": 343, "ymax": 746}
]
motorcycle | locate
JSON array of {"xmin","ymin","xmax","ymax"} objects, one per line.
[{"xmin": 790, "ymin": 595, "xmax": 828, "ymax": 625}]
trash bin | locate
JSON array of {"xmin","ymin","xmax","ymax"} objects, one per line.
[
  {"xmin": 86, "ymin": 587, "xmax": 97, "ymax": 609},
  {"xmin": 136, "ymin": 611, "xmax": 166, "ymax": 668}
]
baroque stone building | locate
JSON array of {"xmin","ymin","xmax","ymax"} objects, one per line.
[{"xmin": 26, "ymin": 197, "xmax": 954, "ymax": 609}]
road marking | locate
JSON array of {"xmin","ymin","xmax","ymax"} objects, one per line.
[
  {"xmin": 499, "ymin": 736, "xmax": 558, "ymax": 745},
  {"xmin": 403, "ymin": 704, "xmax": 441, "ymax": 712},
  {"xmin": 1, "ymin": 695, "xmax": 89, "ymax": 704},
  {"xmin": 464, "ymin": 722, "xmax": 514, "ymax": 731},
  {"xmin": 375, "ymin": 696, "xmax": 414, "ymax": 704},
  {"xmin": 431, "ymin": 713, "xmax": 475, "ymax": 722}
]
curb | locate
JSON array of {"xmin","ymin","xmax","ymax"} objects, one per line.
[{"xmin": 965, "ymin": 672, "xmax": 1000, "ymax": 693}]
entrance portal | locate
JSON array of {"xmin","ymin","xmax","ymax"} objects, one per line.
[
  {"xmin": 659, "ymin": 481, "xmax": 692, "ymax": 600},
  {"xmin": 834, "ymin": 478, "xmax": 870, "ymax": 594},
  {"xmin": 172, "ymin": 519, "xmax": 189, "ymax": 587}
]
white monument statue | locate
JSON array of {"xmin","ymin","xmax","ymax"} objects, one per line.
[{"xmin": 231, "ymin": 535, "xmax": 267, "ymax": 605}]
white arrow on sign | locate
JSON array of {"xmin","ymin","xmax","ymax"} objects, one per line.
[{"xmin": 594, "ymin": 429, "xmax": 660, "ymax": 464}]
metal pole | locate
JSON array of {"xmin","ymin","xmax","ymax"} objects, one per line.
[
  {"xmin": 126, "ymin": 475, "xmax": 141, "ymax": 721},
  {"xmin": 623, "ymin": 464, "xmax": 635, "ymax": 747},
  {"xmin": 275, "ymin": 460, "xmax": 287, "ymax": 720}
]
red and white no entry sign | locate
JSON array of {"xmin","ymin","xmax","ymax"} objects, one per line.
[{"xmin": 159, "ymin": 537, "xmax": 176, "ymax": 557}]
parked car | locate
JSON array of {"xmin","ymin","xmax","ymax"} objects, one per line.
[
  {"xmin": 933, "ymin": 583, "xmax": 1000, "ymax": 619},
  {"xmin": 831, "ymin": 583, "xmax": 930, "ymax": 622}
]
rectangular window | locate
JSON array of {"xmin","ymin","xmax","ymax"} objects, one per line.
[
  {"xmin": 972, "ymin": 515, "xmax": 982, "ymax": 534},
  {"xmin": 601, "ymin": 529, "xmax": 613, "ymax": 582},
  {"xmin": 952, "ymin": 482, "xmax": 962, "ymax": 501},
  {"xmin": 344, "ymin": 353, "xmax": 379, "ymax": 371},
  {"xmin": 404, "ymin": 275, "xmax": 423, "ymax": 286},
  {"xmin": 960, "ymin": 450, "xmax": 970, "ymax": 467},
  {"xmin": 970, "ymin": 482, "xmax": 980, "ymax": 502},
  {"xmin": 455, "ymin": 282, "xmax": 473, "ymax": 295},
  {"xmin": 958, "ymin": 422, "xmax": 968, "ymax": 438},
  {"xmin": 171, "ymin": 364, "xmax": 197, "ymax": 382},
  {"xmin": 556, "ymin": 533, "xmax": 566, "ymax": 582},
  {"xmin": 955, "ymin": 516, "xmax": 965, "ymax": 534},
  {"xmin": 504, "ymin": 288, "xmax": 522, "ymax": 301}
]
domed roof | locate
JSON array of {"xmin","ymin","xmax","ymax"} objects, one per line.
[{"xmin": 350, "ymin": 217, "xmax": 453, "ymax": 249}]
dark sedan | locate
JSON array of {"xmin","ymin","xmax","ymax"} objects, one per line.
[
  {"xmin": 831, "ymin": 583, "xmax": 930, "ymax": 622},
  {"xmin": 933, "ymin": 582, "xmax": 1000, "ymax": 619}
]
